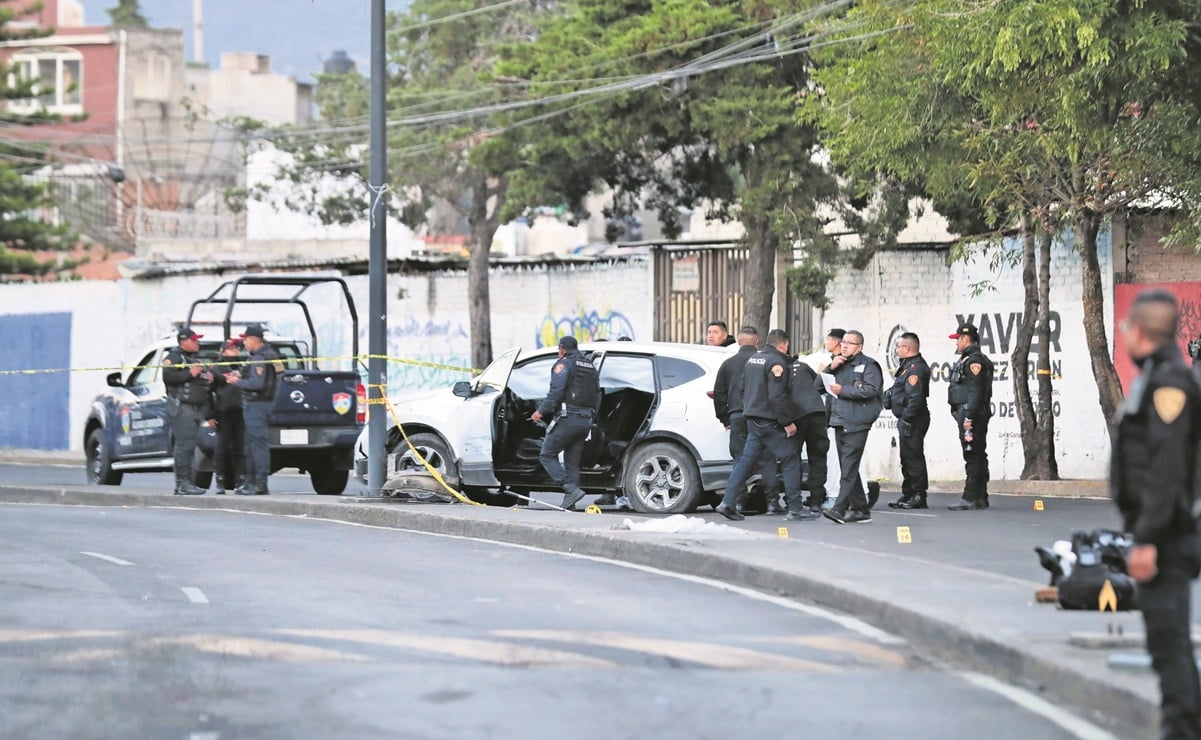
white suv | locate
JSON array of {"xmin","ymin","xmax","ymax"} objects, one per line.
[{"xmin": 354, "ymin": 341, "xmax": 734, "ymax": 514}]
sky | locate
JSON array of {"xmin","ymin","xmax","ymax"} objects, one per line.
[{"xmin": 96, "ymin": 1, "xmax": 410, "ymax": 82}]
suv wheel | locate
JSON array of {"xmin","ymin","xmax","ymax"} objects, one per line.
[
  {"xmin": 390, "ymin": 432, "xmax": 456, "ymax": 483},
  {"xmin": 85, "ymin": 429, "xmax": 123, "ymax": 485},
  {"xmin": 623, "ymin": 441, "xmax": 700, "ymax": 514}
]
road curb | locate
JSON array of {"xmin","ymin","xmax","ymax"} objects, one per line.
[{"xmin": 0, "ymin": 485, "xmax": 1153, "ymax": 734}]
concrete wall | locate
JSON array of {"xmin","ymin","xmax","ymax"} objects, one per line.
[
  {"xmin": 0, "ymin": 259, "xmax": 654, "ymax": 451},
  {"xmin": 821, "ymin": 230, "xmax": 1115, "ymax": 482}
]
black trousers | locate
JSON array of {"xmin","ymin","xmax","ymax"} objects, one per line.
[
  {"xmin": 832, "ymin": 426, "xmax": 869, "ymax": 514},
  {"xmin": 214, "ymin": 407, "xmax": 245, "ymax": 490},
  {"xmin": 540, "ymin": 412, "xmax": 593, "ymax": 494},
  {"xmin": 1140, "ymin": 537, "xmax": 1201, "ymax": 740},
  {"xmin": 899, "ymin": 412, "xmax": 930, "ymax": 495},
  {"xmin": 243, "ymin": 401, "xmax": 272, "ymax": 486},
  {"xmin": 722, "ymin": 418, "xmax": 803, "ymax": 512},
  {"xmin": 170, "ymin": 403, "xmax": 204, "ymax": 483},
  {"xmin": 956, "ymin": 411, "xmax": 990, "ymax": 502},
  {"xmin": 795, "ymin": 413, "xmax": 828, "ymax": 502}
]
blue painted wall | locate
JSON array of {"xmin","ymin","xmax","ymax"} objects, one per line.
[{"xmin": 0, "ymin": 313, "xmax": 71, "ymax": 449}]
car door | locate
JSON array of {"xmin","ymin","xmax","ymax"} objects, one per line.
[
  {"xmin": 121, "ymin": 348, "xmax": 172, "ymax": 457},
  {"xmin": 456, "ymin": 348, "xmax": 520, "ymax": 487},
  {"xmin": 581, "ymin": 352, "xmax": 656, "ymax": 471},
  {"xmin": 491, "ymin": 352, "xmax": 562, "ymax": 483}
]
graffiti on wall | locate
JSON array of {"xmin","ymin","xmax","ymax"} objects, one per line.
[
  {"xmin": 537, "ymin": 307, "xmax": 636, "ymax": 347},
  {"xmin": 1114, "ymin": 282, "xmax": 1201, "ymax": 392}
]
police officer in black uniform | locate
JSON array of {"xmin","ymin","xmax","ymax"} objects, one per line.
[
  {"xmin": 162, "ymin": 327, "xmax": 212, "ymax": 495},
  {"xmin": 224, "ymin": 323, "xmax": 282, "ymax": 495},
  {"xmin": 788, "ymin": 352, "xmax": 829, "ymax": 512},
  {"xmin": 947, "ymin": 322, "xmax": 994, "ymax": 511},
  {"xmin": 1112, "ymin": 289, "xmax": 1201, "ymax": 740},
  {"xmin": 209, "ymin": 338, "xmax": 245, "ymax": 495},
  {"xmin": 716, "ymin": 329, "xmax": 817, "ymax": 522},
  {"xmin": 713, "ymin": 326, "xmax": 760, "ymax": 459},
  {"xmin": 532, "ymin": 335, "xmax": 601, "ymax": 511},
  {"xmin": 887, "ymin": 332, "xmax": 932, "ymax": 509}
]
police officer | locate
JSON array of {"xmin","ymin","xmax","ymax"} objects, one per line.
[
  {"xmin": 224, "ymin": 323, "xmax": 282, "ymax": 496},
  {"xmin": 1112, "ymin": 289, "xmax": 1201, "ymax": 739},
  {"xmin": 531, "ymin": 335, "xmax": 600, "ymax": 511},
  {"xmin": 162, "ymin": 327, "xmax": 212, "ymax": 495},
  {"xmin": 716, "ymin": 329, "xmax": 816, "ymax": 522},
  {"xmin": 947, "ymin": 322, "xmax": 994, "ymax": 511},
  {"xmin": 823, "ymin": 330, "xmax": 884, "ymax": 524},
  {"xmin": 788, "ymin": 351, "xmax": 829, "ymax": 512},
  {"xmin": 209, "ymin": 338, "xmax": 245, "ymax": 495},
  {"xmin": 887, "ymin": 332, "xmax": 931, "ymax": 510},
  {"xmin": 712, "ymin": 326, "xmax": 781, "ymax": 514}
]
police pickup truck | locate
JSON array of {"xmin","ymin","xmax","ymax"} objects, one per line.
[{"xmin": 83, "ymin": 276, "xmax": 364, "ymax": 494}]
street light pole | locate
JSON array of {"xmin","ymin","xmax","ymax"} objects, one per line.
[{"xmin": 366, "ymin": 0, "xmax": 388, "ymax": 497}]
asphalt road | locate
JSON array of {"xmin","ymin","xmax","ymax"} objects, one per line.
[{"xmin": 0, "ymin": 500, "xmax": 1123, "ymax": 739}]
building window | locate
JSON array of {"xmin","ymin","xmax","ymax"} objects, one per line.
[{"xmin": 9, "ymin": 49, "xmax": 83, "ymax": 114}]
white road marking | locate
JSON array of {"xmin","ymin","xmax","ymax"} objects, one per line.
[
  {"xmin": 80, "ymin": 551, "xmax": 133, "ymax": 566},
  {"xmin": 280, "ymin": 629, "xmax": 615, "ymax": 668},
  {"xmin": 188, "ymin": 733, "xmax": 220, "ymax": 740},
  {"xmin": 956, "ymin": 671, "xmax": 1120, "ymax": 740},
  {"xmin": 872, "ymin": 509, "xmax": 940, "ymax": 519},
  {"xmin": 494, "ymin": 630, "xmax": 841, "ymax": 672},
  {"xmin": 144, "ymin": 635, "xmax": 367, "ymax": 664},
  {"xmin": 180, "ymin": 587, "xmax": 209, "ymax": 604}
]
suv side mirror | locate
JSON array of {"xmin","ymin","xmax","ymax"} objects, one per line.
[
  {"xmin": 106, "ymin": 371, "xmax": 123, "ymax": 388},
  {"xmin": 452, "ymin": 381, "xmax": 473, "ymax": 398}
]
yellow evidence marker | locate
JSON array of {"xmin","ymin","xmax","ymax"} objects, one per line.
[
  {"xmin": 896, "ymin": 526, "xmax": 912, "ymax": 544},
  {"xmin": 585, "ymin": 505, "xmax": 602, "ymax": 515},
  {"xmin": 1034, "ymin": 499, "xmax": 1045, "ymax": 511},
  {"xmin": 1098, "ymin": 579, "xmax": 1118, "ymax": 612},
  {"xmin": 777, "ymin": 527, "xmax": 789, "ymax": 538}
]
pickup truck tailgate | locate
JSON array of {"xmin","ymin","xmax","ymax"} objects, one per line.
[{"xmin": 270, "ymin": 370, "xmax": 360, "ymax": 427}]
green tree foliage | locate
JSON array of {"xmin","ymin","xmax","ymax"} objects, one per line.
[
  {"xmin": 803, "ymin": 0, "xmax": 1201, "ymax": 422},
  {"xmin": 500, "ymin": 0, "xmax": 899, "ymax": 326},
  {"xmin": 0, "ymin": 2, "xmax": 78, "ymax": 276},
  {"xmin": 105, "ymin": 0, "xmax": 148, "ymax": 29}
]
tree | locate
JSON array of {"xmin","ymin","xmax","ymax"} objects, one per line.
[
  {"xmin": 277, "ymin": 0, "xmax": 538, "ymax": 370},
  {"xmin": 804, "ymin": 0, "xmax": 1201, "ymax": 441},
  {"xmin": 105, "ymin": 0, "xmax": 148, "ymax": 29},
  {"xmin": 501, "ymin": 0, "xmax": 893, "ymax": 335},
  {"xmin": 0, "ymin": 1, "xmax": 78, "ymax": 277}
]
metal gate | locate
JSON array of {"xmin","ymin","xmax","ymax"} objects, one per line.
[{"xmin": 649, "ymin": 241, "xmax": 812, "ymax": 348}]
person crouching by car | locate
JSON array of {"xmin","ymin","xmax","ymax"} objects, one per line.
[{"xmin": 209, "ymin": 338, "xmax": 246, "ymax": 495}]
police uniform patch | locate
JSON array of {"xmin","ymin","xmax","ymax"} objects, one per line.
[
  {"xmin": 771, "ymin": 365, "xmax": 784, "ymax": 377},
  {"xmin": 1153, "ymin": 387, "xmax": 1186, "ymax": 424},
  {"xmin": 553, "ymin": 362, "xmax": 565, "ymax": 374},
  {"xmin": 969, "ymin": 363, "xmax": 982, "ymax": 375},
  {"xmin": 908, "ymin": 374, "xmax": 919, "ymax": 386}
]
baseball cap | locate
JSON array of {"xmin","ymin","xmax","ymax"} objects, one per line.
[
  {"xmin": 558, "ymin": 335, "xmax": 579, "ymax": 350},
  {"xmin": 949, "ymin": 323, "xmax": 979, "ymax": 340},
  {"xmin": 222, "ymin": 337, "xmax": 243, "ymax": 351},
  {"xmin": 241, "ymin": 323, "xmax": 266, "ymax": 339},
  {"xmin": 177, "ymin": 328, "xmax": 203, "ymax": 342}
]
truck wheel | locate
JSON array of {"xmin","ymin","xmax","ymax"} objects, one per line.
[
  {"xmin": 623, "ymin": 442, "xmax": 700, "ymax": 515},
  {"xmin": 85, "ymin": 429, "xmax": 123, "ymax": 485},
  {"xmin": 311, "ymin": 468, "xmax": 349, "ymax": 495}
]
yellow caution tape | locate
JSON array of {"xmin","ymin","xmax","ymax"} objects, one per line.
[
  {"xmin": 0, "ymin": 353, "xmax": 482, "ymax": 377},
  {"xmin": 379, "ymin": 393, "xmax": 483, "ymax": 507}
]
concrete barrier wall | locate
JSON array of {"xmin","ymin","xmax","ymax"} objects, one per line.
[
  {"xmin": 0, "ymin": 259, "xmax": 654, "ymax": 451},
  {"xmin": 821, "ymin": 230, "xmax": 1114, "ymax": 482}
]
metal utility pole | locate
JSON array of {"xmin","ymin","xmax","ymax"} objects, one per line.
[{"xmin": 365, "ymin": 0, "xmax": 388, "ymax": 497}]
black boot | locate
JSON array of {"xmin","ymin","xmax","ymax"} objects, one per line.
[
  {"xmin": 898, "ymin": 493, "xmax": 928, "ymax": 509},
  {"xmin": 888, "ymin": 493, "xmax": 914, "ymax": 509},
  {"xmin": 173, "ymin": 471, "xmax": 205, "ymax": 495}
]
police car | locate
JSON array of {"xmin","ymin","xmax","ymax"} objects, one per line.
[{"xmin": 354, "ymin": 341, "xmax": 735, "ymax": 514}]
